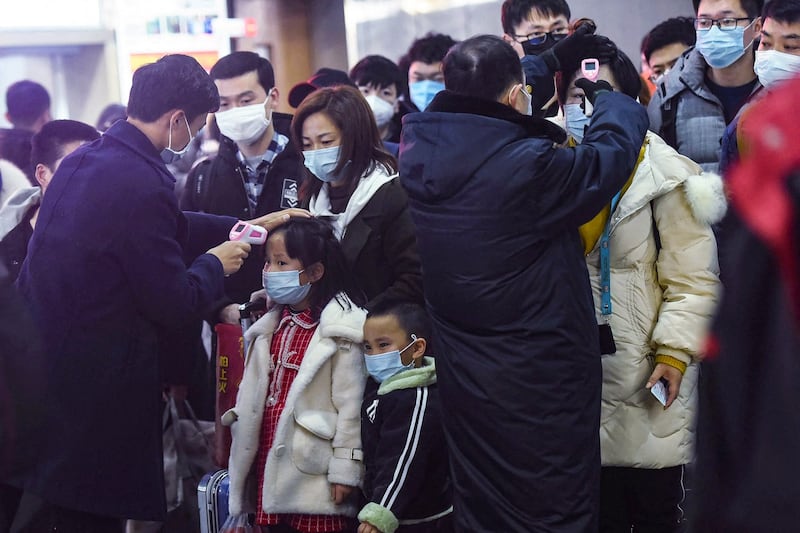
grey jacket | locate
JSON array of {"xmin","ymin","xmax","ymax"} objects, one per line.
[
  {"xmin": 647, "ymin": 47, "xmax": 761, "ymax": 174},
  {"xmin": 0, "ymin": 186, "xmax": 40, "ymax": 240}
]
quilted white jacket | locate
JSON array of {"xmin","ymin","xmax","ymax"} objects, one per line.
[{"xmin": 588, "ymin": 132, "xmax": 724, "ymax": 468}]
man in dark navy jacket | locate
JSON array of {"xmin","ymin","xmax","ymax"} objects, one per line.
[
  {"xmin": 0, "ymin": 55, "xmax": 301, "ymax": 531},
  {"xmin": 400, "ymin": 34, "xmax": 648, "ymax": 531}
]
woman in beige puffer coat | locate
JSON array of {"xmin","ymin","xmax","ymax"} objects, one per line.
[{"xmin": 562, "ymin": 46, "xmax": 725, "ymax": 532}]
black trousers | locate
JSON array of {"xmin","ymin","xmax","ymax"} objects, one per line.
[
  {"xmin": 0, "ymin": 483, "xmax": 22, "ymax": 532},
  {"xmin": 1, "ymin": 489, "xmax": 123, "ymax": 533},
  {"xmin": 600, "ymin": 465, "xmax": 686, "ymax": 533}
]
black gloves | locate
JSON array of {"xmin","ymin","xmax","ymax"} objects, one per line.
[
  {"xmin": 575, "ymin": 79, "xmax": 614, "ymax": 106},
  {"xmin": 539, "ymin": 24, "xmax": 617, "ymax": 74}
]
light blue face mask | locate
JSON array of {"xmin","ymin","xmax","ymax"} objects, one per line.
[
  {"xmin": 695, "ymin": 23, "xmax": 753, "ymax": 69},
  {"xmin": 364, "ymin": 335, "xmax": 418, "ymax": 383},
  {"xmin": 263, "ymin": 269, "xmax": 311, "ymax": 305},
  {"xmin": 564, "ymin": 103, "xmax": 591, "ymax": 142},
  {"xmin": 160, "ymin": 114, "xmax": 195, "ymax": 164},
  {"xmin": 409, "ymin": 80, "xmax": 445, "ymax": 111},
  {"xmin": 303, "ymin": 145, "xmax": 342, "ymax": 183}
]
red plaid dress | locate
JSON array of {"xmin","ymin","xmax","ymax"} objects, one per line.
[{"xmin": 255, "ymin": 307, "xmax": 352, "ymax": 532}]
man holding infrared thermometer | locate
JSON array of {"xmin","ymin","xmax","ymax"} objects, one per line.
[{"xmin": 2, "ymin": 55, "xmax": 307, "ymax": 531}]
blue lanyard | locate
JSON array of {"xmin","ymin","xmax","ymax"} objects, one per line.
[{"xmin": 600, "ymin": 192, "xmax": 622, "ymax": 317}]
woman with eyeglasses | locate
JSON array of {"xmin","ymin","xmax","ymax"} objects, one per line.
[{"xmin": 290, "ymin": 85, "xmax": 423, "ymax": 310}]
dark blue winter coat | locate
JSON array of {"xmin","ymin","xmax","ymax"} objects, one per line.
[
  {"xmin": 6, "ymin": 120, "xmax": 237, "ymax": 520},
  {"xmin": 399, "ymin": 88, "xmax": 648, "ymax": 531}
]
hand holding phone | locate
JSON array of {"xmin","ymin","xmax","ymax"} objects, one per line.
[{"xmin": 650, "ymin": 378, "xmax": 669, "ymax": 406}]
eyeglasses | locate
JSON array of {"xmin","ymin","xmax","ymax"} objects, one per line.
[
  {"xmin": 513, "ymin": 29, "xmax": 568, "ymax": 46},
  {"xmin": 693, "ymin": 17, "xmax": 752, "ymax": 31}
]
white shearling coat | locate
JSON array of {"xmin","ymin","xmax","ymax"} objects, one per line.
[
  {"xmin": 588, "ymin": 132, "xmax": 724, "ymax": 468},
  {"xmin": 223, "ymin": 295, "xmax": 367, "ymax": 517}
]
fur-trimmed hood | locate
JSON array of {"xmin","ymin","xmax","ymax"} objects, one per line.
[{"xmin": 612, "ymin": 131, "xmax": 727, "ymax": 230}]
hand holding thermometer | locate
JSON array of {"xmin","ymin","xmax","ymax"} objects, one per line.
[
  {"xmin": 581, "ymin": 58, "xmax": 600, "ymax": 116},
  {"xmin": 229, "ymin": 221, "xmax": 267, "ymax": 245}
]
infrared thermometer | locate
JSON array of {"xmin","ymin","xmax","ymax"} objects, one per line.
[
  {"xmin": 581, "ymin": 58, "xmax": 600, "ymax": 117},
  {"xmin": 229, "ymin": 221, "xmax": 267, "ymax": 245}
]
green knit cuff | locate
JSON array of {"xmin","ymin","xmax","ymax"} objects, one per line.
[{"xmin": 358, "ymin": 502, "xmax": 399, "ymax": 533}]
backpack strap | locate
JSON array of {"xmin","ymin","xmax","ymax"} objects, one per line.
[
  {"xmin": 659, "ymin": 83, "xmax": 679, "ymax": 150},
  {"xmin": 182, "ymin": 158, "xmax": 212, "ymax": 212}
]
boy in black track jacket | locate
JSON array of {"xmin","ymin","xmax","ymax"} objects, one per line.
[{"xmin": 359, "ymin": 302, "xmax": 452, "ymax": 533}]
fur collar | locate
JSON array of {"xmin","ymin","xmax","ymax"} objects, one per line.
[
  {"xmin": 244, "ymin": 293, "xmax": 365, "ymax": 346},
  {"xmin": 378, "ymin": 357, "xmax": 437, "ymax": 395},
  {"xmin": 428, "ymin": 90, "xmax": 566, "ymax": 144}
]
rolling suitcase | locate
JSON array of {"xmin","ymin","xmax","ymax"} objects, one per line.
[{"xmin": 198, "ymin": 469, "xmax": 230, "ymax": 533}]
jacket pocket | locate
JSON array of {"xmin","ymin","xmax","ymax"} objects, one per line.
[{"xmin": 291, "ymin": 411, "xmax": 336, "ymax": 475}]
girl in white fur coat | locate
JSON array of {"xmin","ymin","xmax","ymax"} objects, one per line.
[{"xmin": 223, "ymin": 218, "xmax": 368, "ymax": 532}]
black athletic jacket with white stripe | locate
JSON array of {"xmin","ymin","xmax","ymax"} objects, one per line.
[{"xmin": 358, "ymin": 357, "xmax": 452, "ymax": 533}]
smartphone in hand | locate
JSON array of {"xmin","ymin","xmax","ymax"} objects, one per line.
[{"xmin": 650, "ymin": 378, "xmax": 669, "ymax": 406}]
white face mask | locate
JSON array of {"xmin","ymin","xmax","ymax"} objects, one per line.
[
  {"xmin": 303, "ymin": 145, "xmax": 342, "ymax": 183},
  {"xmin": 755, "ymin": 49, "xmax": 800, "ymax": 88},
  {"xmin": 215, "ymin": 91, "xmax": 273, "ymax": 145},
  {"xmin": 564, "ymin": 103, "xmax": 590, "ymax": 142},
  {"xmin": 161, "ymin": 114, "xmax": 195, "ymax": 164},
  {"xmin": 364, "ymin": 94, "xmax": 395, "ymax": 129}
]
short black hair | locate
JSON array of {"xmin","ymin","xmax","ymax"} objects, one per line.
[
  {"xmin": 763, "ymin": 0, "xmax": 800, "ymax": 24},
  {"xmin": 96, "ymin": 104, "xmax": 127, "ymax": 132},
  {"xmin": 30, "ymin": 119, "xmax": 100, "ymax": 171},
  {"xmin": 6, "ymin": 80, "xmax": 50, "ymax": 127},
  {"xmin": 349, "ymin": 55, "xmax": 405, "ymax": 95},
  {"xmin": 398, "ymin": 32, "xmax": 458, "ymax": 74},
  {"xmin": 127, "ymin": 54, "xmax": 219, "ymax": 123},
  {"xmin": 641, "ymin": 17, "xmax": 696, "ymax": 63},
  {"xmin": 366, "ymin": 300, "xmax": 432, "ymax": 345},
  {"xmin": 269, "ymin": 217, "xmax": 367, "ymax": 317},
  {"xmin": 443, "ymin": 34, "xmax": 523, "ymax": 101},
  {"xmin": 501, "ymin": 0, "xmax": 571, "ymax": 35},
  {"xmin": 210, "ymin": 51, "xmax": 275, "ymax": 93},
  {"xmin": 558, "ymin": 39, "xmax": 642, "ymax": 102},
  {"xmin": 693, "ymin": 0, "xmax": 764, "ymax": 18}
]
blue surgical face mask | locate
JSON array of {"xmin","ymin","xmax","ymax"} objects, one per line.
[
  {"xmin": 263, "ymin": 269, "xmax": 311, "ymax": 305},
  {"xmin": 695, "ymin": 22, "xmax": 754, "ymax": 69},
  {"xmin": 364, "ymin": 335, "xmax": 418, "ymax": 383},
  {"xmin": 564, "ymin": 103, "xmax": 591, "ymax": 142},
  {"xmin": 161, "ymin": 114, "xmax": 195, "ymax": 164},
  {"xmin": 409, "ymin": 80, "xmax": 445, "ymax": 111},
  {"xmin": 303, "ymin": 145, "xmax": 342, "ymax": 183}
]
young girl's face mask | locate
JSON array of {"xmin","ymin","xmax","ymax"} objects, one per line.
[
  {"xmin": 263, "ymin": 269, "xmax": 311, "ymax": 305},
  {"xmin": 263, "ymin": 232, "xmax": 312, "ymax": 305}
]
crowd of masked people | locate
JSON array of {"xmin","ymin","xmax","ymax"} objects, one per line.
[{"xmin": 1, "ymin": 0, "xmax": 799, "ymax": 531}]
